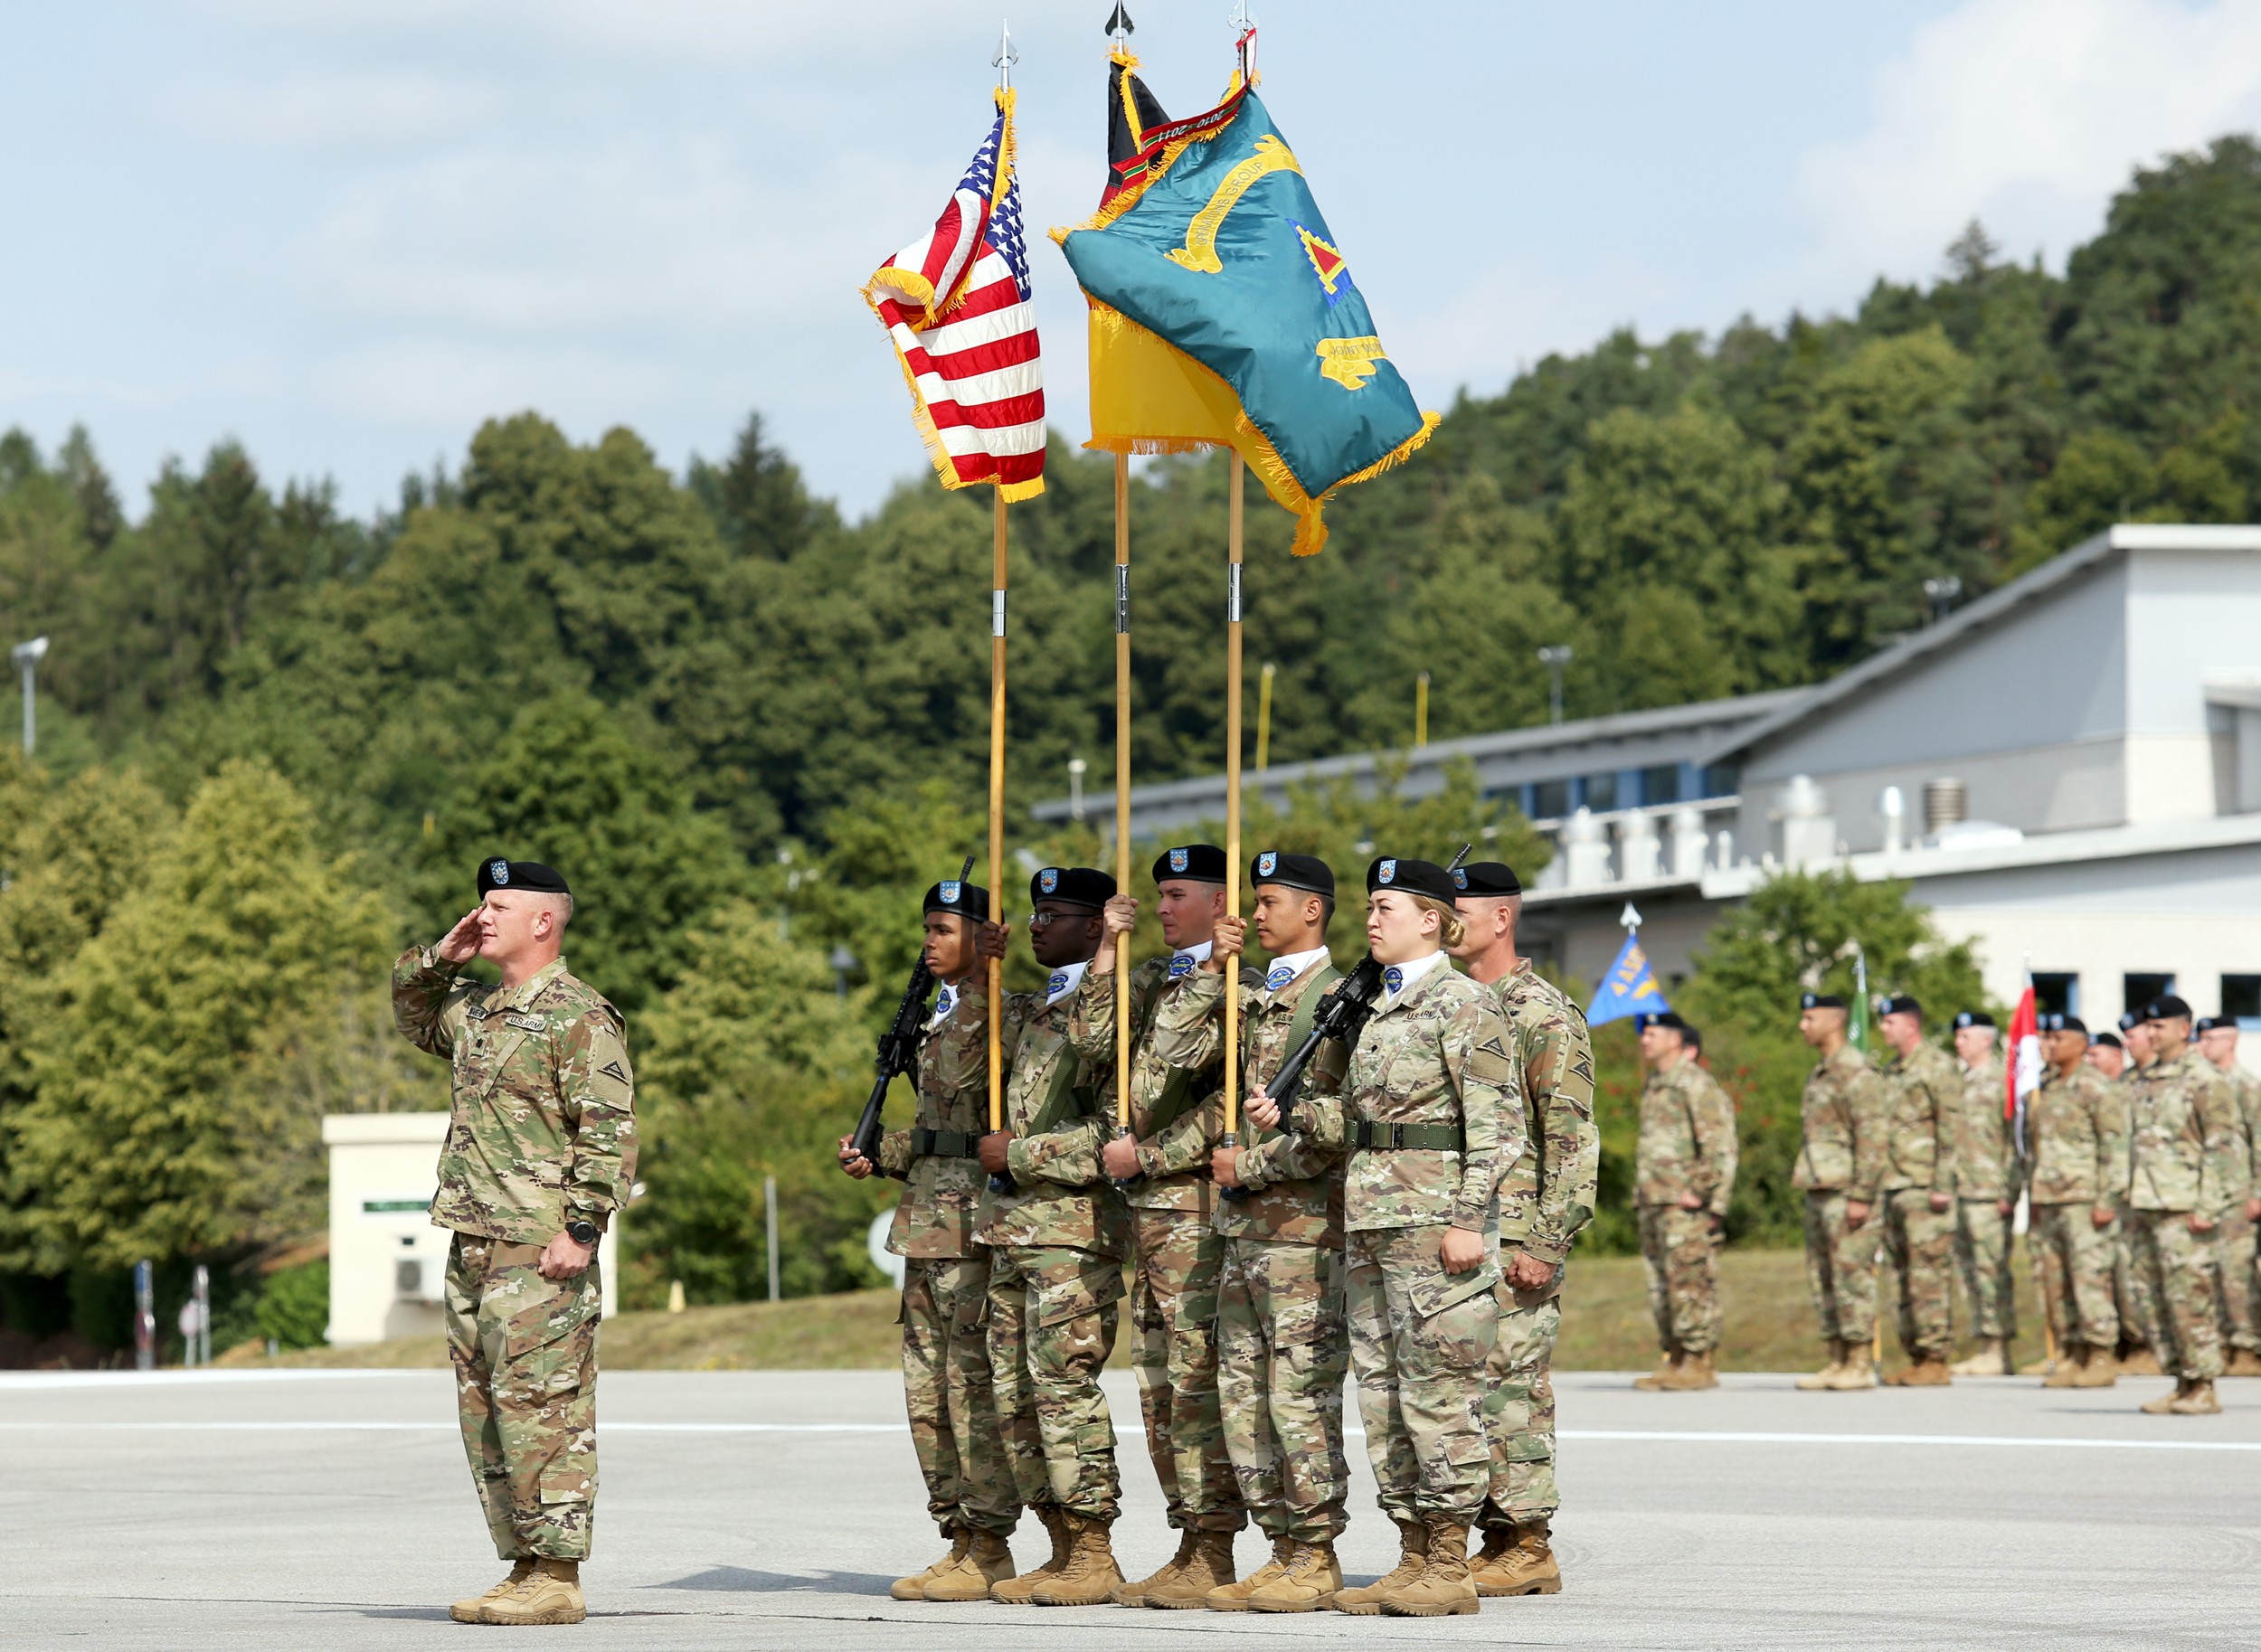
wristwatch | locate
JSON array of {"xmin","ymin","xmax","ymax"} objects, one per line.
[{"xmin": 564, "ymin": 1219, "xmax": 600, "ymax": 1247}]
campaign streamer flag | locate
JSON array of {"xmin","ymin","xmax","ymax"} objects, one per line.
[
  {"xmin": 1589, "ymin": 932, "xmax": 1671, "ymax": 1027},
  {"xmin": 1055, "ymin": 37, "xmax": 1435, "ymax": 554},
  {"xmin": 2006, "ymin": 973, "xmax": 2042, "ymax": 1156},
  {"xmin": 865, "ymin": 89, "xmax": 1045, "ymax": 501}
]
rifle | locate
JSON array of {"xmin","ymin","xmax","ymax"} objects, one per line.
[
  {"xmin": 1222, "ymin": 952, "xmax": 1387, "ymax": 1200},
  {"xmin": 847, "ymin": 855, "xmax": 972, "ymax": 1165}
]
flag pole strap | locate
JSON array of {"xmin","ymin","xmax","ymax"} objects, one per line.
[
  {"xmin": 1222, "ymin": 458, "xmax": 1244, "ymax": 1143},
  {"xmin": 988, "ymin": 486, "xmax": 1008, "ymax": 1138},
  {"xmin": 1114, "ymin": 455, "xmax": 1134, "ymax": 1138}
]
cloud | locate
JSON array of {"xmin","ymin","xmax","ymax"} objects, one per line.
[
  {"xmin": 1789, "ymin": 0, "xmax": 2261, "ymax": 297},
  {"xmin": 156, "ymin": 70, "xmax": 506, "ymax": 150}
]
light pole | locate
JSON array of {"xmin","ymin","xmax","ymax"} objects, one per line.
[
  {"xmin": 1922, "ymin": 576, "xmax": 1962, "ymax": 623},
  {"xmin": 828, "ymin": 945, "xmax": 856, "ymax": 1000},
  {"xmin": 1067, "ymin": 756, "xmax": 1087, "ymax": 821},
  {"xmin": 1537, "ymin": 645, "xmax": 1572, "ymax": 725},
  {"xmin": 12, "ymin": 636, "xmax": 47, "ymax": 757}
]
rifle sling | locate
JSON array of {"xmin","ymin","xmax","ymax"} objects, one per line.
[{"xmin": 1247, "ymin": 962, "xmax": 1340, "ymax": 1148}]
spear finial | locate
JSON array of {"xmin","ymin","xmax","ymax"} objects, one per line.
[
  {"xmin": 994, "ymin": 19, "xmax": 1019, "ymax": 89},
  {"xmin": 1106, "ymin": 4, "xmax": 1133, "ymax": 44}
]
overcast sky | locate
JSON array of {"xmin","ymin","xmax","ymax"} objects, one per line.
[{"xmin": 9, "ymin": 0, "xmax": 2261, "ymax": 523}]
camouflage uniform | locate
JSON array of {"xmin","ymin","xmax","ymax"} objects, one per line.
[
  {"xmin": 1067, "ymin": 960, "xmax": 1240, "ymax": 1534},
  {"xmin": 1481, "ymin": 965, "xmax": 1597, "ymax": 1534},
  {"xmin": 2206, "ymin": 1065, "xmax": 2261, "ymax": 1355},
  {"xmin": 1793, "ymin": 1042, "xmax": 1887, "ymax": 1348},
  {"xmin": 1150, "ymin": 957, "xmax": 1351, "ymax": 1543},
  {"xmin": 2025, "ymin": 1062, "xmax": 2128, "ymax": 1348},
  {"xmin": 1877, "ymin": 1042, "xmax": 1961, "ymax": 1360},
  {"xmin": 2099, "ymin": 1068, "xmax": 2162, "ymax": 1351},
  {"xmin": 875, "ymin": 983, "xmax": 1019, "ymax": 1539},
  {"xmin": 393, "ymin": 949, "xmax": 635, "ymax": 1563},
  {"xmin": 1307, "ymin": 963, "xmax": 1524, "ymax": 1524},
  {"xmin": 977, "ymin": 978, "xmax": 1129, "ymax": 1524},
  {"xmin": 2125, "ymin": 1045, "xmax": 2243, "ymax": 1381},
  {"xmin": 1950, "ymin": 1054, "xmax": 2019, "ymax": 1341},
  {"xmin": 1634, "ymin": 1056, "xmax": 1737, "ymax": 1356}
]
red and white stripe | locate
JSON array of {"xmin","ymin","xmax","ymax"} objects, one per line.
[
  {"xmin": 869, "ymin": 248, "xmax": 1045, "ymax": 494},
  {"xmin": 2007, "ymin": 975, "xmax": 2041, "ymax": 1156}
]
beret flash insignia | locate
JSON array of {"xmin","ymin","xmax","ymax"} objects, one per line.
[
  {"xmin": 941, "ymin": 880, "xmax": 962, "ymax": 905},
  {"xmin": 1256, "ymin": 852, "xmax": 1277, "ymax": 876},
  {"xmin": 488, "ymin": 859, "xmax": 510, "ymax": 886},
  {"xmin": 1168, "ymin": 847, "xmax": 1188, "ymax": 873},
  {"xmin": 1452, "ymin": 868, "xmax": 1467, "ymax": 889},
  {"xmin": 1039, "ymin": 868, "xmax": 1060, "ymax": 894},
  {"xmin": 1378, "ymin": 859, "xmax": 1396, "ymax": 884}
]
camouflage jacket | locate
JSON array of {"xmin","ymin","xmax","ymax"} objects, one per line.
[
  {"xmin": 2232, "ymin": 1067, "xmax": 2261, "ymax": 1186},
  {"xmin": 1636, "ymin": 1057, "xmax": 1737, "ymax": 1217},
  {"xmin": 1489, "ymin": 963, "xmax": 1599, "ymax": 1267},
  {"xmin": 1149, "ymin": 957, "xmax": 1348, "ymax": 1246},
  {"xmin": 875, "ymin": 977, "xmax": 989, "ymax": 1260},
  {"xmin": 393, "ymin": 949, "xmax": 636, "ymax": 1246},
  {"xmin": 1793, "ymin": 1042, "xmax": 1887, "ymax": 1204},
  {"xmin": 973, "ymin": 984, "xmax": 1128, "ymax": 1256},
  {"xmin": 1877, "ymin": 1042, "xmax": 1962, "ymax": 1197},
  {"xmin": 1951, "ymin": 1055, "xmax": 2019, "ymax": 1199},
  {"xmin": 2027, "ymin": 1062, "xmax": 2129, "ymax": 1207},
  {"xmin": 2127, "ymin": 1045, "xmax": 2245, "ymax": 1220},
  {"xmin": 1066, "ymin": 956, "xmax": 1226, "ymax": 1217},
  {"xmin": 1306, "ymin": 961, "xmax": 1524, "ymax": 1239}
]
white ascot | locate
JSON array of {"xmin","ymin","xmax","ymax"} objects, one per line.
[
  {"xmin": 1381, "ymin": 949, "xmax": 1447, "ymax": 1004},
  {"xmin": 1263, "ymin": 946, "xmax": 1331, "ymax": 994},
  {"xmin": 1166, "ymin": 939, "xmax": 1214, "ymax": 980},
  {"xmin": 928, "ymin": 982, "xmax": 959, "ymax": 1028},
  {"xmin": 1044, "ymin": 960, "xmax": 1089, "ymax": 1007}
]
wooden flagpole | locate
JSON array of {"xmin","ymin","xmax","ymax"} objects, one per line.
[
  {"xmin": 1114, "ymin": 455, "xmax": 1133, "ymax": 1141},
  {"xmin": 988, "ymin": 485, "xmax": 1008, "ymax": 1143},
  {"xmin": 1221, "ymin": 458, "xmax": 1244, "ymax": 1144}
]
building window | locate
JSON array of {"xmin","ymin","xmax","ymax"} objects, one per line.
[
  {"xmin": 1532, "ymin": 779, "xmax": 1571, "ymax": 818},
  {"xmin": 2032, "ymin": 973, "xmax": 2078, "ymax": 1018},
  {"xmin": 1641, "ymin": 764, "xmax": 1681, "ymax": 807},
  {"xmin": 2224, "ymin": 974, "xmax": 2261, "ymax": 1028},
  {"xmin": 2124, "ymin": 973, "xmax": 2175, "ymax": 1018},
  {"xmin": 1585, "ymin": 772, "xmax": 1618, "ymax": 812},
  {"xmin": 1699, "ymin": 762, "xmax": 1739, "ymax": 798}
]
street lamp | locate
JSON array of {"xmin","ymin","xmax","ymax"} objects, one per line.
[
  {"xmin": 1537, "ymin": 645, "xmax": 1572, "ymax": 725},
  {"xmin": 1067, "ymin": 756, "xmax": 1087, "ymax": 821},
  {"xmin": 1921, "ymin": 576, "xmax": 1962, "ymax": 623},
  {"xmin": 828, "ymin": 944, "xmax": 857, "ymax": 1000},
  {"xmin": 12, "ymin": 636, "xmax": 47, "ymax": 757}
]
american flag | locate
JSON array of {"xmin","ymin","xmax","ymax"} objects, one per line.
[{"xmin": 865, "ymin": 90, "xmax": 1045, "ymax": 500}]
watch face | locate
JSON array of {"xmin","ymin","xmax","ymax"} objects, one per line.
[{"xmin": 567, "ymin": 1222, "xmax": 598, "ymax": 1244}]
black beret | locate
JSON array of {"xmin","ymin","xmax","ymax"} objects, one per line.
[
  {"xmin": 2118, "ymin": 1012, "xmax": 2140, "ymax": 1033},
  {"xmin": 2039, "ymin": 1013, "xmax": 2087, "ymax": 1034},
  {"xmin": 1633, "ymin": 1011, "xmax": 1689, "ymax": 1033},
  {"xmin": 2195, "ymin": 1015, "xmax": 2230, "ymax": 1034},
  {"xmin": 1877, "ymin": 995, "xmax": 1921, "ymax": 1019},
  {"xmin": 1366, "ymin": 855, "xmax": 1456, "ymax": 902},
  {"xmin": 1801, "ymin": 992, "xmax": 1845, "ymax": 1011},
  {"xmin": 1684, "ymin": 1025, "xmax": 1704, "ymax": 1051},
  {"xmin": 2143, "ymin": 995, "xmax": 2194, "ymax": 1023},
  {"xmin": 2095, "ymin": 1031, "xmax": 2124, "ymax": 1050},
  {"xmin": 1953, "ymin": 1010, "xmax": 1994, "ymax": 1030},
  {"xmin": 1152, "ymin": 843, "xmax": 1227, "ymax": 884},
  {"xmin": 477, "ymin": 856, "xmax": 569, "ymax": 897},
  {"xmin": 922, "ymin": 880, "xmax": 989, "ymax": 920},
  {"xmin": 1030, "ymin": 865, "xmax": 1115, "ymax": 910},
  {"xmin": 1452, "ymin": 861, "xmax": 1521, "ymax": 896},
  {"xmin": 1250, "ymin": 849, "xmax": 1333, "ymax": 897}
]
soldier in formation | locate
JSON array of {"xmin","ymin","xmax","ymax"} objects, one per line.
[
  {"xmin": 1874, "ymin": 996, "xmax": 1961, "ymax": 1385},
  {"xmin": 1630, "ymin": 1011, "xmax": 1736, "ymax": 1392},
  {"xmin": 2194, "ymin": 1015, "xmax": 2261, "ymax": 1375},
  {"xmin": 1947, "ymin": 1010, "xmax": 2020, "ymax": 1376},
  {"xmin": 837, "ymin": 878, "xmax": 1021, "ymax": 1602},
  {"xmin": 2089, "ymin": 1026, "xmax": 2165, "ymax": 1373},
  {"xmin": 393, "ymin": 858, "xmax": 635, "ymax": 1629},
  {"xmin": 1792, "ymin": 993, "xmax": 1888, "ymax": 1391},
  {"xmin": 2023, "ymin": 1013, "xmax": 2126, "ymax": 1386},
  {"xmin": 1446, "ymin": 860, "xmax": 1597, "ymax": 1598}
]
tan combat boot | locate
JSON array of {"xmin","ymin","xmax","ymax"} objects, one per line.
[
  {"xmin": 450, "ymin": 1561, "xmax": 533, "ymax": 1624},
  {"xmin": 2226, "ymin": 1348, "xmax": 2261, "ymax": 1377},
  {"xmin": 1796, "ymin": 1339, "xmax": 1847, "ymax": 1391},
  {"xmin": 2117, "ymin": 1342, "xmax": 2164, "ymax": 1376},
  {"xmin": 1380, "ymin": 1517, "xmax": 1480, "ymax": 1617},
  {"xmin": 2075, "ymin": 1345, "xmax": 2119, "ymax": 1388},
  {"xmin": 480, "ymin": 1558, "xmax": 584, "ymax": 1626},
  {"xmin": 2171, "ymin": 1379, "xmax": 2222, "ymax": 1415},
  {"xmin": 1887, "ymin": 1354, "xmax": 1952, "ymax": 1387},
  {"xmin": 1332, "ymin": 1518, "xmax": 1427, "ymax": 1614},
  {"xmin": 1031, "ymin": 1512, "xmax": 1125, "ymax": 1607},
  {"xmin": 1632, "ymin": 1350, "xmax": 1680, "ymax": 1392},
  {"xmin": 1145, "ymin": 1530, "xmax": 1235, "ymax": 1609},
  {"xmin": 1663, "ymin": 1350, "xmax": 1718, "ymax": 1391},
  {"xmin": 990, "ymin": 1506, "xmax": 1069, "ymax": 1604},
  {"xmin": 1471, "ymin": 1519, "xmax": 1563, "ymax": 1597},
  {"xmin": 1248, "ymin": 1540, "xmax": 1342, "ymax": 1612},
  {"xmin": 1825, "ymin": 1346, "xmax": 1878, "ymax": 1390},
  {"xmin": 1111, "ymin": 1528, "xmax": 1193, "ymax": 1608},
  {"xmin": 922, "ymin": 1530, "xmax": 1015, "ymax": 1602},
  {"xmin": 2141, "ymin": 1378, "xmax": 2193, "ymax": 1414},
  {"xmin": 893, "ymin": 1528, "xmax": 970, "ymax": 1600},
  {"xmin": 1949, "ymin": 1336, "xmax": 2011, "ymax": 1376},
  {"xmin": 1207, "ymin": 1534, "xmax": 1292, "ymax": 1611},
  {"xmin": 2042, "ymin": 1343, "xmax": 2085, "ymax": 1389}
]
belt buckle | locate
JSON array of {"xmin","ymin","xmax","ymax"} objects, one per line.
[{"xmin": 1386, "ymin": 1122, "xmax": 1405, "ymax": 1149}]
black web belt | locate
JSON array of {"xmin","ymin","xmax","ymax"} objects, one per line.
[
  {"xmin": 1349, "ymin": 1121, "xmax": 1465, "ymax": 1152},
  {"xmin": 909, "ymin": 1128, "xmax": 982, "ymax": 1159}
]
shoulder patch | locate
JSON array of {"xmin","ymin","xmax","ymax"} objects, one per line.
[
  {"xmin": 1477, "ymin": 1035, "xmax": 1513, "ymax": 1063},
  {"xmin": 597, "ymin": 1060, "xmax": 630, "ymax": 1085}
]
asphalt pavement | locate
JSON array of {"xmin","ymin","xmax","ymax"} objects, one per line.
[{"xmin": 5, "ymin": 1362, "xmax": 2256, "ymax": 1649}]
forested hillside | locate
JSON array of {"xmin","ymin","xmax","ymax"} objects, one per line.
[{"xmin": 4, "ymin": 137, "xmax": 2259, "ymax": 1356}]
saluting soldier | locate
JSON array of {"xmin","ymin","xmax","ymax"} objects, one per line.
[
  {"xmin": 1068, "ymin": 844, "xmax": 1244, "ymax": 1608},
  {"xmin": 1946, "ymin": 1010, "xmax": 2019, "ymax": 1375},
  {"xmin": 972, "ymin": 866, "xmax": 1131, "ymax": 1605},
  {"xmin": 1447, "ymin": 861, "xmax": 1596, "ymax": 1597},
  {"xmin": 1874, "ymin": 996, "xmax": 1962, "ymax": 1386},
  {"xmin": 393, "ymin": 858, "xmax": 634, "ymax": 1629},
  {"xmin": 1294, "ymin": 856, "xmax": 1524, "ymax": 1619},
  {"xmin": 2025, "ymin": 1014, "xmax": 2127, "ymax": 1387},
  {"xmin": 1792, "ymin": 993, "xmax": 1888, "ymax": 1392},
  {"xmin": 2194, "ymin": 1016, "xmax": 2261, "ymax": 1375},
  {"xmin": 1630, "ymin": 1011, "xmax": 1737, "ymax": 1392},
  {"xmin": 837, "ymin": 878, "xmax": 1022, "ymax": 1602},
  {"xmin": 1152, "ymin": 850, "xmax": 1351, "ymax": 1612},
  {"xmin": 2125, "ymin": 995, "xmax": 2243, "ymax": 1415}
]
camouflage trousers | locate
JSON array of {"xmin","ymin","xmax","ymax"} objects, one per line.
[
  {"xmin": 901, "ymin": 1253, "xmax": 1019, "ymax": 1538},
  {"xmin": 1954, "ymin": 1198, "xmax": 2018, "ymax": 1340},
  {"xmin": 2208, "ymin": 1210, "xmax": 2261, "ymax": 1355},
  {"xmin": 2126, "ymin": 1210, "xmax": 2224, "ymax": 1381},
  {"xmin": 1346, "ymin": 1224, "xmax": 1498, "ymax": 1525},
  {"xmin": 2028, "ymin": 1203, "xmax": 2118, "ymax": 1349},
  {"xmin": 1215, "ymin": 1236, "xmax": 1349, "ymax": 1543},
  {"xmin": 1881, "ymin": 1190, "xmax": 1957, "ymax": 1361},
  {"xmin": 986, "ymin": 1244, "xmax": 1122, "ymax": 1522},
  {"xmin": 1130, "ymin": 1211, "xmax": 1241, "ymax": 1532},
  {"xmin": 1479, "ymin": 1270, "xmax": 1561, "ymax": 1533},
  {"xmin": 444, "ymin": 1233, "xmax": 599, "ymax": 1562},
  {"xmin": 1637, "ymin": 1204, "xmax": 1721, "ymax": 1355},
  {"xmin": 2114, "ymin": 1207, "xmax": 2162, "ymax": 1350},
  {"xmin": 1801, "ymin": 1191, "xmax": 1878, "ymax": 1347}
]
